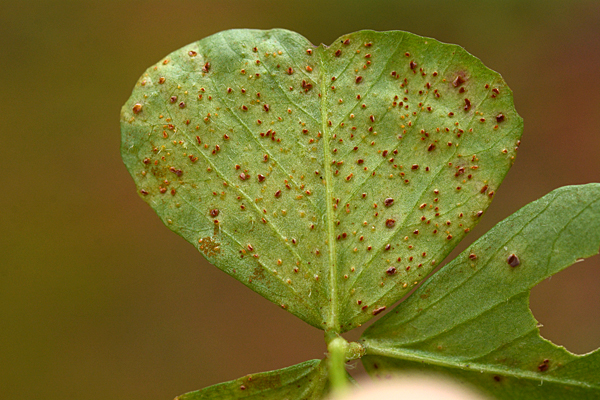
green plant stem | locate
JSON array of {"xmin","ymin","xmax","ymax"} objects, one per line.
[{"xmin": 327, "ymin": 336, "xmax": 349, "ymax": 396}]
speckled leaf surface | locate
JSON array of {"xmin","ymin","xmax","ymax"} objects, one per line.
[
  {"xmin": 176, "ymin": 359, "xmax": 328, "ymax": 400},
  {"xmin": 121, "ymin": 29, "xmax": 522, "ymax": 331},
  {"xmin": 361, "ymin": 184, "xmax": 600, "ymax": 399}
]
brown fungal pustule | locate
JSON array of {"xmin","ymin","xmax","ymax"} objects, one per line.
[
  {"xmin": 263, "ymin": 104, "xmax": 270, "ymax": 112},
  {"xmin": 386, "ymin": 266, "xmax": 396, "ymax": 275},
  {"xmin": 169, "ymin": 167, "xmax": 183, "ymax": 177},
  {"xmin": 411, "ymin": 164, "xmax": 419, "ymax": 170},
  {"xmin": 507, "ymin": 254, "xmax": 520, "ymax": 267},
  {"xmin": 179, "ymin": 102, "xmax": 186, "ymax": 109},
  {"xmin": 257, "ymin": 174, "xmax": 265, "ymax": 182},
  {"xmin": 464, "ymin": 98, "xmax": 471, "ymax": 111},
  {"xmin": 452, "ymin": 75, "xmax": 465, "ymax": 87},
  {"xmin": 385, "ymin": 219, "xmax": 396, "ymax": 228},
  {"xmin": 202, "ymin": 62, "xmax": 210, "ymax": 73},
  {"xmin": 384, "ymin": 198, "xmax": 394, "ymax": 206},
  {"xmin": 132, "ymin": 103, "xmax": 142, "ymax": 114},
  {"xmin": 239, "ymin": 173, "xmax": 247, "ymax": 180},
  {"xmin": 469, "ymin": 253, "xmax": 477, "ymax": 260},
  {"xmin": 274, "ymin": 190, "xmax": 281, "ymax": 198},
  {"xmin": 384, "ymin": 244, "xmax": 391, "ymax": 251},
  {"xmin": 210, "ymin": 209, "xmax": 219, "ymax": 217},
  {"xmin": 170, "ymin": 96, "xmax": 178, "ymax": 103},
  {"xmin": 409, "ymin": 60, "xmax": 417, "ymax": 70},
  {"xmin": 335, "ymin": 49, "xmax": 342, "ymax": 57},
  {"xmin": 158, "ymin": 77, "xmax": 166, "ymax": 84},
  {"xmin": 538, "ymin": 359, "xmax": 550, "ymax": 372},
  {"xmin": 372, "ymin": 306, "xmax": 386, "ymax": 315},
  {"xmin": 356, "ymin": 76, "xmax": 363, "ymax": 84},
  {"xmin": 496, "ymin": 113, "xmax": 505, "ymax": 122}
]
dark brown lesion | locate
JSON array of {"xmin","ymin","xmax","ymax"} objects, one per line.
[
  {"xmin": 452, "ymin": 73, "xmax": 467, "ymax": 88},
  {"xmin": 538, "ymin": 358, "xmax": 550, "ymax": 372}
]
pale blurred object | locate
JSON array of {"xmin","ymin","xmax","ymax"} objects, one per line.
[{"xmin": 338, "ymin": 374, "xmax": 489, "ymax": 400}]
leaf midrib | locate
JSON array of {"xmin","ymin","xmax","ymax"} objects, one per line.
[{"xmin": 318, "ymin": 45, "xmax": 339, "ymax": 333}]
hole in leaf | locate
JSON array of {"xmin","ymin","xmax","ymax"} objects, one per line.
[{"xmin": 529, "ymin": 253, "xmax": 600, "ymax": 355}]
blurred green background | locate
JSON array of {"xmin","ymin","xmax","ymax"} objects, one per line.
[{"xmin": 1, "ymin": 1, "xmax": 599, "ymax": 399}]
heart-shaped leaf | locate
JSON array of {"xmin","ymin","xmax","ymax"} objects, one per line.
[
  {"xmin": 176, "ymin": 359, "xmax": 328, "ymax": 400},
  {"xmin": 121, "ymin": 29, "xmax": 522, "ymax": 332},
  {"xmin": 360, "ymin": 184, "xmax": 600, "ymax": 399}
]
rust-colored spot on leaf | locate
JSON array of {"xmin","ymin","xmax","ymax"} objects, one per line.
[
  {"xmin": 507, "ymin": 254, "xmax": 520, "ymax": 267},
  {"xmin": 452, "ymin": 75, "xmax": 465, "ymax": 87},
  {"xmin": 372, "ymin": 306, "xmax": 386, "ymax": 315},
  {"xmin": 198, "ymin": 236, "xmax": 221, "ymax": 257}
]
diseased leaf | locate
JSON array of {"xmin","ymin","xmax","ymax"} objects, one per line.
[
  {"xmin": 121, "ymin": 29, "xmax": 522, "ymax": 331},
  {"xmin": 361, "ymin": 184, "xmax": 600, "ymax": 399},
  {"xmin": 176, "ymin": 359, "xmax": 328, "ymax": 400}
]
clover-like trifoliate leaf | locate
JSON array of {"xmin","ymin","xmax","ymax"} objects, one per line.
[
  {"xmin": 121, "ymin": 29, "xmax": 522, "ymax": 332},
  {"xmin": 361, "ymin": 184, "xmax": 600, "ymax": 399},
  {"xmin": 176, "ymin": 359, "xmax": 328, "ymax": 400}
]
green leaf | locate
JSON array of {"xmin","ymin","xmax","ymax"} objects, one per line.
[
  {"xmin": 121, "ymin": 29, "xmax": 522, "ymax": 332},
  {"xmin": 360, "ymin": 184, "xmax": 600, "ymax": 399},
  {"xmin": 176, "ymin": 359, "xmax": 328, "ymax": 400}
]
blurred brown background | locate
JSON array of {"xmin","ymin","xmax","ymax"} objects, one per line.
[{"xmin": 1, "ymin": 1, "xmax": 599, "ymax": 399}]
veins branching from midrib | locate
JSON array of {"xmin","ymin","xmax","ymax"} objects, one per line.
[{"xmin": 319, "ymin": 45, "xmax": 340, "ymax": 333}]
